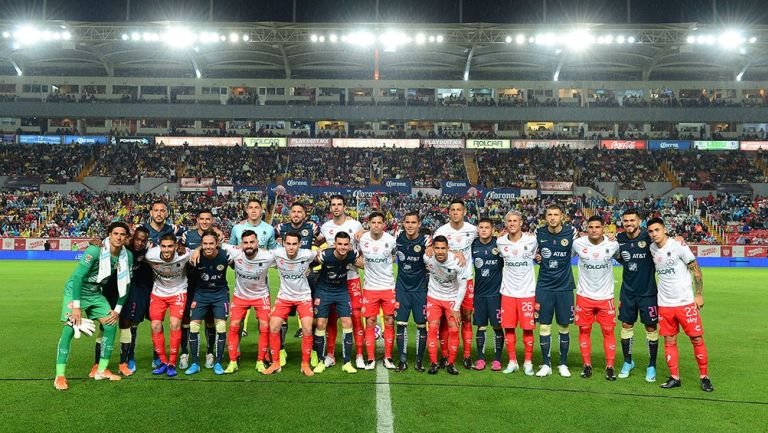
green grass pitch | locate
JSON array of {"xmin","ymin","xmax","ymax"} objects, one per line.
[{"xmin": 1, "ymin": 261, "xmax": 767, "ymax": 432}]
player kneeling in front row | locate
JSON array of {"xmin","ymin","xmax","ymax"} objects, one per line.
[
  {"xmin": 54, "ymin": 222, "xmax": 134, "ymax": 390},
  {"xmin": 572, "ymin": 216, "xmax": 620, "ymax": 380},
  {"xmin": 647, "ymin": 218, "xmax": 713, "ymax": 392}
]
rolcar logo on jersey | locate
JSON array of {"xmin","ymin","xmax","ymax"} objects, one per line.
[
  {"xmin": 657, "ymin": 268, "xmax": 676, "ymax": 275},
  {"xmin": 366, "ymin": 257, "xmax": 390, "ymax": 264},
  {"xmin": 236, "ymin": 271, "xmax": 262, "ymax": 280},
  {"xmin": 583, "ymin": 263, "xmax": 610, "ymax": 270},
  {"xmin": 504, "ymin": 260, "xmax": 529, "ymax": 267},
  {"xmin": 284, "ymin": 274, "xmax": 304, "ymax": 280}
]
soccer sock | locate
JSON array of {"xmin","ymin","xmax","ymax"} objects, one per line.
[
  {"xmin": 301, "ymin": 332, "xmax": 313, "ymax": 364},
  {"xmin": 396, "ymin": 323, "xmax": 407, "ymax": 362},
  {"xmin": 119, "ymin": 328, "xmax": 131, "ymax": 364},
  {"xmin": 475, "ymin": 327, "xmax": 487, "ymax": 361},
  {"xmin": 601, "ymin": 326, "xmax": 616, "ymax": 368},
  {"xmin": 313, "ymin": 330, "xmax": 327, "ymax": 362},
  {"xmin": 439, "ymin": 319, "xmax": 449, "ymax": 358},
  {"xmin": 257, "ymin": 323, "xmax": 270, "ymax": 361},
  {"xmin": 153, "ymin": 325, "xmax": 161, "ymax": 362},
  {"xmin": 522, "ymin": 330, "xmax": 534, "ymax": 363},
  {"xmin": 205, "ymin": 324, "xmax": 216, "ymax": 356},
  {"xmin": 279, "ymin": 323, "xmax": 288, "ymax": 350},
  {"xmin": 504, "ymin": 329, "xmax": 517, "ymax": 363},
  {"xmin": 692, "ymin": 337, "xmax": 709, "ymax": 378},
  {"xmin": 180, "ymin": 325, "xmax": 189, "ymax": 355},
  {"xmin": 268, "ymin": 330, "xmax": 281, "ymax": 365},
  {"xmin": 227, "ymin": 324, "xmax": 241, "ymax": 362},
  {"xmin": 559, "ymin": 331, "xmax": 570, "ymax": 366},
  {"xmin": 94, "ymin": 337, "xmax": 102, "ymax": 365},
  {"xmin": 647, "ymin": 331, "xmax": 659, "ymax": 368},
  {"xmin": 152, "ymin": 330, "xmax": 168, "ymax": 364},
  {"xmin": 416, "ymin": 325, "xmax": 427, "ymax": 364},
  {"xmin": 215, "ymin": 332, "xmax": 226, "ymax": 364},
  {"xmin": 540, "ymin": 334, "xmax": 552, "ymax": 366},
  {"xmin": 129, "ymin": 325, "xmax": 138, "ymax": 362},
  {"xmin": 448, "ymin": 326, "xmax": 460, "ymax": 364},
  {"xmin": 461, "ymin": 320, "xmax": 473, "ymax": 358},
  {"xmin": 365, "ymin": 323, "xmax": 376, "ymax": 361},
  {"xmin": 342, "ymin": 328, "xmax": 354, "ymax": 364},
  {"xmin": 169, "ymin": 328, "xmax": 181, "ymax": 366},
  {"xmin": 578, "ymin": 326, "xmax": 592, "ymax": 366},
  {"xmin": 56, "ymin": 325, "xmax": 75, "ymax": 376},
  {"xmin": 189, "ymin": 332, "xmax": 200, "ymax": 365},
  {"xmin": 664, "ymin": 340, "xmax": 679, "ymax": 379},
  {"xmin": 97, "ymin": 323, "xmax": 117, "ymax": 373},
  {"xmin": 493, "ymin": 328, "xmax": 504, "ymax": 363},
  {"xmin": 327, "ymin": 310, "xmax": 338, "ymax": 357},
  {"xmin": 383, "ymin": 323, "xmax": 395, "ymax": 359},
  {"xmin": 620, "ymin": 326, "xmax": 634, "ymax": 364},
  {"xmin": 352, "ymin": 309, "xmax": 364, "ymax": 357},
  {"xmin": 427, "ymin": 323, "xmax": 439, "ymax": 363}
]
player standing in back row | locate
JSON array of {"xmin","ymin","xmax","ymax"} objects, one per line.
[{"xmin": 470, "ymin": 218, "xmax": 505, "ymax": 371}]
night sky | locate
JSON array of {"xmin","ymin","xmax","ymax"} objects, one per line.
[{"xmin": 1, "ymin": 0, "xmax": 768, "ymax": 24}]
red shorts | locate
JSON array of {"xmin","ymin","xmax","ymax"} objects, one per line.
[
  {"xmin": 500, "ymin": 295, "xmax": 536, "ymax": 330},
  {"xmin": 574, "ymin": 295, "xmax": 616, "ymax": 328},
  {"xmin": 149, "ymin": 292, "xmax": 187, "ymax": 321},
  {"xmin": 461, "ymin": 279, "xmax": 474, "ymax": 310},
  {"xmin": 659, "ymin": 303, "xmax": 704, "ymax": 337},
  {"xmin": 361, "ymin": 289, "xmax": 397, "ymax": 318},
  {"xmin": 347, "ymin": 277, "xmax": 363, "ymax": 309},
  {"xmin": 230, "ymin": 295, "xmax": 271, "ymax": 323},
  {"xmin": 272, "ymin": 298, "xmax": 313, "ymax": 321},
  {"xmin": 426, "ymin": 296, "xmax": 458, "ymax": 322}
]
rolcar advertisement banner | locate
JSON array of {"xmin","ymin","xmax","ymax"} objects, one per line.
[
  {"xmin": 648, "ymin": 140, "xmax": 692, "ymax": 150},
  {"xmin": 693, "ymin": 140, "xmax": 739, "ymax": 150},
  {"xmin": 243, "ymin": 137, "xmax": 287, "ymax": 147},
  {"xmin": 465, "ymin": 139, "xmax": 510, "ymax": 149},
  {"xmin": 287, "ymin": 138, "xmax": 332, "ymax": 147},
  {"xmin": 511, "ymin": 140, "xmax": 598, "ymax": 149},
  {"xmin": 420, "ymin": 138, "xmax": 464, "ymax": 148}
]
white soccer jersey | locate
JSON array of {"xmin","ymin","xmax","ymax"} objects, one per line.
[
  {"xmin": 573, "ymin": 236, "xmax": 620, "ymax": 300},
  {"xmin": 223, "ymin": 245, "xmax": 275, "ymax": 300},
  {"xmin": 272, "ymin": 247, "xmax": 317, "ymax": 302},
  {"xmin": 650, "ymin": 238, "xmax": 696, "ymax": 307},
  {"xmin": 496, "ymin": 233, "xmax": 538, "ymax": 298},
  {"xmin": 424, "ymin": 254, "xmax": 466, "ymax": 305},
  {"xmin": 435, "ymin": 222, "xmax": 477, "ymax": 278},
  {"xmin": 145, "ymin": 247, "xmax": 192, "ymax": 297},
  {"xmin": 359, "ymin": 232, "xmax": 397, "ymax": 290},
  {"xmin": 321, "ymin": 217, "xmax": 363, "ymax": 280}
]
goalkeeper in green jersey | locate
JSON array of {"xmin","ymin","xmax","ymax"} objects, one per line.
[{"xmin": 54, "ymin": 222, "xmax": 134, "ymax": 391}]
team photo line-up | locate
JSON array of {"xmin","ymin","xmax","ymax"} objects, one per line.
[{"xmin": 53, "ymin": 195, "xmax": 712, "ymax": 393}]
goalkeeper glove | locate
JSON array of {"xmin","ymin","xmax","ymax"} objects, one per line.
[{"xmin": 67, "ymin": 317, "xmax": 96, "ymax": 339}]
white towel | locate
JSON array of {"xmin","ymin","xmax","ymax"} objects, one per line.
[{"xmin": 97, "ymin": 238, "xmax": 130, "ymax": 297}]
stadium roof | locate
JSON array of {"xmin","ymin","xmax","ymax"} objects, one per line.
[{"xmin": 2, "ymin": 21, "xmax": 768, "ymax": 81}]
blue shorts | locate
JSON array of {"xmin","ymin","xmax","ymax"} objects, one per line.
[
  {"xmin": 618, "ymin": 292, "xmax": 658, "ymax": 326},
  {"xmin": 473, "ymin": 296, "xmax": 501, "ymax": 327},
  {"xmin": 314, "ymin": 288, "xmax": 351, "ymax": 319},
  {"xmin": 395, "ymin": 290, "xmax": 427, "ymax": 324},
  {"xmin": 535, "ymin": 289, "xmax": 574, "ymax": 326},
  {"xmin": 120, "ymin": 284, "xmax": 152, "ymax": 323},
  {"xmin": 190, "ymin": 290, "xmax": 230, "ymax": 321}
]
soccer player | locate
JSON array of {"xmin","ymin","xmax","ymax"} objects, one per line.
[
  {"xmin": 424, "ymin": 235, "xmax": 469, "ymax": 375},
  {"xmin": 185, "ymin": 230, "xmax": 235, "ymax": 376},
  {"xmin": 357, "ymin": 211, "xmax": 398, "ymax": 370},
  {"xmin": 572, "ymin": 216, "xmax": 620, "ymax": 380},
  {"xmin": 54, "ymin": 221, "xmax": 133, "ymax": 390},
  {"xmin": 222, "ymin": 230, "xmax": 274, "ymax": 374},
  {"xmin": 470, "ymin": 218, "xmax": 505, "ymax": 371},
  {"xmin": 434, "ymin": 199, "xmax": 477, "ymax": 369},
  {"xmin": 262, "ymin": 232, "xmax": 318, "ymax": 376},
  {"xmin": 496, "ymin": 211, "xmax": 538, "ymax": 375},
  {"xmin": 318, "ymin": 195, "xmax": 365, "ymax": 368},
  {"xmin": 394, "ymin": 211, "xmax": 431, "ymax": 372},
  {"xmin": 647, "ymin": 218, "xmax": 713, "ymax": 392},
  {"xmin": 312, "ymin": 232, "xmax": 359, "ymax": 374},
  {"xmin": 117, "ymin": 226, "xmax": 152, "ymax": 375},
  {"xmin": 615, "ymin": 209, "xmax": 660, "ymax": 382},
  {"xmin": 230, "ymin": 197, "xmax": 278, "ymax": 248},
  {"xmin": 145, "ymin": 234, "xmax": 192, "ymax": 377},
  {"xmin": 534, "ymin": 203, "xmax": 578, "ymax": 378}
]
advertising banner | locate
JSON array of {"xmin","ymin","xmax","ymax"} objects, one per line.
[
  {"xmin": 19, "ymin": 135, "xmax": 62, "ymax": 145},
  {"xmin": 511, "ymin": 140, "xmax": 598, "ymax": 149},
  {"xmin": 482, "ymin": 188, "xmax": 522, "ymax": 200},
  {"xmin": 539, "ymin": 181, "xmax": 573, "ymax": 194},
  {"xmin": 739, "ymin": 141, "xmax": 768, "ymax": 151},
  {"xmin": 693, "ymin": 140, "xmax": 739, "ymax": 150},
  {"xmin": 282, "ymin": 178, "xmax": 312, "ymax": 194},
  {"xmin": 600, "ymin": 140, "xmax": 647, "ymax": 150},
  {"xmin": 287, "ymin": 138, "xmax": 332, "ymax": 147},
  {"xmin": 233, "ymin": 185, "xmax": 267, "ymax": 193},
  {"xmin": 381, "ymin": 178, "xmax": 412, "ymax": 194},
  {"xmin": 2, "ymin": 134, "xmax": 16, "ymax": 144},
  {"xmin": 332, "ymin": 138, "xmax": 420, "ymax": 148},
  {"xmin": 696, "ymin": 245, "xmax": 721, "ymax": 257},
  {"xmin": 420, "ymin": 139, "xmax": 464, "ymax": 148},
  {"xmin": 648, "ymin": 140, "xmax": 692, "ymax": 150},
  {"xmin": 179, "ymin": 177, "xmax": 215, "ymax": 191},
  {"xmin": 64, "ymin": 135, "xmax": 109, "ymax": 145},
  {"xmin": 465, "ymin": 139, "xmax": 510, "ymax": 149},
  {"xmin": 2, "ymin": 238, "xmax": 14, "ymax": 250},
  {"xmin": 441, "ymin": 179, "xmax": 473, "ymax": 195},
  {"xmin": 744, "ymin": 246, "xmax": 768, "ymax": 258},
  {"xmin": 160, "ymin": 137, "xmax": 242, "ymax": 146},
  {"xmin": 111, "ymin": 136, "xmax": 154, "ymax": 145},
  {"xmin": 244, "ymin": 137, "xmax": 287, "ymax": 147}
]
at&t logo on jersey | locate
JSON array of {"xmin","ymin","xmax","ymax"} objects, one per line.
[
  {"xmin": 541, "ymin": 248, "xmax": 552, "ymax": 259},
  {"xmin": 474, "ymin": 258, "xmax": 484, "ymax": 268}
]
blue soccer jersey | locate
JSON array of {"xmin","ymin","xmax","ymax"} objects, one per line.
[
  {"xmin": 395, "ymin": 231, "xmax": 429, "ymax": 293},
  {"xmin": 616, "ymin": 230, "xmax": 657, "ymax": 297},
  {"xmin": 535, "ymin": 224, "xmax": 577, "ymax": 292},
  {"xmin": 471, "ymin": 237, "xmax": 503, "ymax": 297},
  {"xmin": 277, "ymin": 221, "xmax": 319, "ymax": 250}
]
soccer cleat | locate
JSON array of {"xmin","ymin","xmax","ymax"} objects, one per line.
[
  {"xmin": 127, "ymin": 359, "xmax": 137, "ymax": 373},
  {"xmin": 255, "ymin": 360, "xmax": 266, "ymax": 373},
  {"xmin": 310, "ymin": 350, "xmax": 319, "ymax": 368},
  {"xmin": 446, "ymin": 363, "xmax": 460, "ymax": 375},
  {"xmin": 94, "ymin": 370, "xmax": 121, "ymax": 381},
  {"xmin": 279, "ymin": 349, "xmax": 288, "ymax": 367},
  {"xmin": 580, "ymin": 365, "xmax": 593, "ymax": 378},
  {"xmin": 313, "ymin": 362, "xmax": 326, "ymax": 374},
  {"xmin": 152, "ymin": 363, "xmax": 168, "ymax": 375},
  {"xmin": 558, "ymin": 364, "xmax": 572, "ymax": 378},
  {"xmin": 262, "ymin": 363, "xmax": 282, "ymax": 375},
  {"xmin": 491, "ymin": 360, "xmax": 502, "ymax": 371},
  {"xmin": 428, "ymin": 363, "xmax": 439, "ymax": 375},
  {"xmin": 646, "ymin": 366, "xmax": 657, "ymax": 383},
  {"xmin": 324, "ymin": 355, "xmax": 336, "ymax": 368},
  {"xmin": 294, "ymin": 328, "xmax": 303, "ymax": 338},
  {"xmin": 660, "ymin": 376, "xmax": 681, "ymax": 389},
  {"xmin": 365, "ymin": 360, "xmax": 376, "ymax": 371},
  {"xmin": 439, "ymin": 356, "xmax": 448, "ymax": 369},
  {"xmin": 396, "ymin": 361, "xmax": 408, "ymax": 372},
  {"xmin": 300, "ymin": 362, "xmax": 315, "ymax": 377},
  {"xmin": 606, "ymin": 366, "xmax": 617, "ymax": 381},
  {"xmin": 185, "ymin": 363, "xmax": 201, "ymax": 375},
  {"xmin": 383, "ymin": 358, "xmax": 396, "ymax": 370},
  {"xmin": 88, "ymin": 364, "xmax": 99, "ymax": 378},
  {"xmin": 700, "ymin": 377, "xmax": 714, "ymax": 392},
  {"xmin": 463, "ymin": 357, "xmax": 474, "ymax": 370},
  {"xmin": 474, "ymin": 359, "xmax": 487, "ymax": 371},
  {"xmin": 342, "ymin": 362, "xmax": 358, "ymax": 374},
  {"xmin": 152, "ymin": 357, "xmax": 162, "ymax": 369},
  {"xmin": 213, "ymin": 363, "xmax": 225, "ymax": 375},
  {"xmin": 414, "ymin": 361, "xmax": 426, "ymax": 373},
  {"xmin": 535, "ymin": 365, "xmax": 552, "ymax": 377},
  {"xmin": 355, "ymin": 355, "xmax": 366, "ymax": 369},
  {"xmin": 523, "ymin": 362, "xmax": 535, "ymax": 376},
  {"xmin": 503, "ymin": 361, "xmax": 520, "ymax": 374},
  {"xmin": 166, "ymin": 365, "xmax": 177, "ymax": 377},
  {"xmin": 618, "ymin": 361, "xmax": 635, "ymax": 379},
  {"xmin": 118, "ymin": 363, "xmax": 133, "ymax": 377},
  {"xmin": 224, "ymin": 361, "xmax": 239, "ymax": 374},
  {"xmin": 205, "ymin": 353, "xmax": 215, "ymax": 369},
  {"xmin": 54, "ymin": 376, "xmax": 68, "ymax": 391},
  {"xmin": 179, "ymin": 354, "xmax": 189, "ymax": 370}
]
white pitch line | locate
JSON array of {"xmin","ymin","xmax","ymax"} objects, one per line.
[{"xmin": 375, "ymin": 329, "xmax": 394, "ymax": 433}]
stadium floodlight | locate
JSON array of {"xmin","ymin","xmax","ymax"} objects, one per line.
[
  {"xmin": 705, "ymin": 35, "xmax": 716, "ymax": 45},
  {"xmin": 219, "ymin": 34, "xmax": 226, "ymax": 42},
  {"xmin": 242, "ymin": 34, "xmax": 249, "ymax": 42},
  {"xmin": 749, "ymin": 36, "xmax": 757, "ymax": 43},
  {"xmin": 14, "ymin": 26, "xmax": 39, "ymax": 45},
  {"xmin": 2, "ymin": 31, "xmax": 9, "ymax": 38},
  {"xmin": 528, "ymin": 36, "xmax": 535, "ymax": 43},
  {"xmin": 604, "ymin": 34, "xmax": 613, "ymax": 44},
  {"xmin": 62, "ymin": 31, "xmax": 71, "ymax": 40},
  {"xmin": 163, "ymin": 27, "xmax": 196, "ymax": 48},
  {"xmin": 563, "ymin": 30, "xmax": 594, "ymax": 52},
  {"xmin": 535, "ymin": 33, "xmax": 556, "ymax": 46},
  {"xmin": 616, "ymin": 35, "xmax": 625, "ymax": 44},
  {"xmin": 415, "ymin": 33, "xmax": 426, "ymax": 44},
  {"xmin": 131, "ymin": 32, "xmax": 140, "ymax": 41},
  {"xmin": 686, "ymin": 35, "xmax": 696, "ymax": 44},
  {"xmin": 11, "ymin": 42, "xmax": 19, "ymax": 50},
  {"xmin": 436, "ymin": 35, "xmax": 444, "ymax": 43},
  {"xmin": 229, "ymin": 32, "xmax": 239, "ymax": 43},
  {"xmin": 428, "ymin": 35, "xmax": 435, "ymax": 43},
  {"xmin": 719, "ymin": 31, "xmax": 745, "ymax": 49},
  {"xmin": 318, "ymin": 35, "xmax": 325, "ymax": 42},
  {"xmin": 347, "ymin": 31, "xmax": 374, "ymax": 46},
  {"xmin": 329, "ymin": 33, "xmax": 338, "ymax": 43},
  {"xmin": 505, "ymin": 35, "xmax": 512, "ymax": 43},
  {"xmin": 627, "ymin": 36, "xmax": 636, "ymax": 43},
  {"xmin": 380, "ymin": 30, "xmax": 408, "ymax": 51},
  {"xmin": 516, "ymin": 34, "xmax": 525, "ymax": 44},
  {"xmin": 696, "ymin": 35, "xmax": 706, "ymax": 44},
  {"xmin": 310, "ymin": 34, "xmax": 318, "ymax": 42}
]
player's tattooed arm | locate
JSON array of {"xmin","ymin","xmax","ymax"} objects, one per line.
[{"xmin": 688, "ymin": 260, "xmax": 704, "ymax": 309}]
